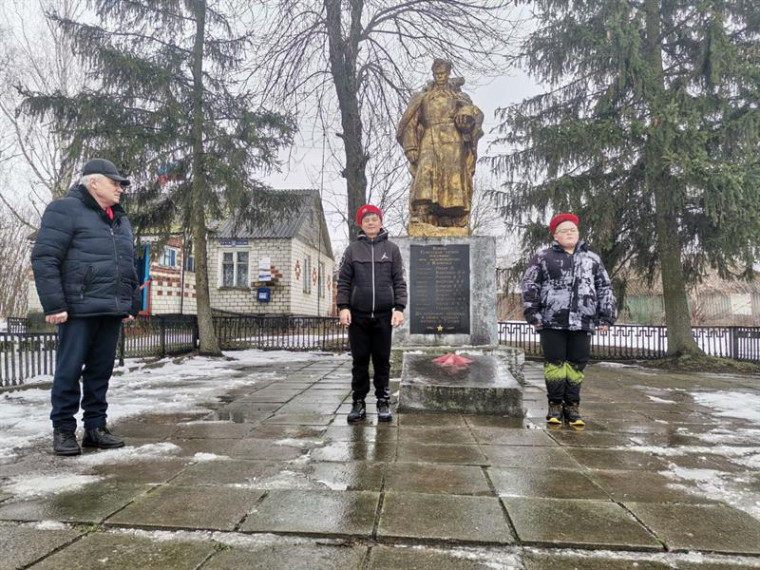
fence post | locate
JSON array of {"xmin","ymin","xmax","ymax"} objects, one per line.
[
  {"xmin": 160, "ymin": 317, "xmax": 166, "ymax": 357},
  {"xmin": 119, "ymin": 324, "xmax": 125, "ymax": 366},
  {"xmin": 730, "ymin": 327, "xmax": 738, "ymax": 361},
  {"xmin": 193, "ymin": 316, "xmax": 200, "ymax": 350}
]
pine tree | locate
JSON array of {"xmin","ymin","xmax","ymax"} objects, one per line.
[
  {"xmin": 22, "ymin": 0, "xmax": 296, "ymax": 355},
  {"xmin": 490, "ymin": 0, "xmax": 760, "ymax": 357}
]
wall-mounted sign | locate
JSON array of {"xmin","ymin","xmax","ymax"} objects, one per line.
[
  {"xmin": 220, "ymin": 239, "xmax": 249, "ymax": 247},
  {"xmin": 258, "ymin": 257, "xmax": 272, "ymax": 281},
  {"xmin": 257, "ymin": 287, "xmax": 271, "ymax": 302}
]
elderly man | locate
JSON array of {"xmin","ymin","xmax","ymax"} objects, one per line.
[{"xmin": 32, "ymin": 158, "xmax": 140, "ymax": 455}]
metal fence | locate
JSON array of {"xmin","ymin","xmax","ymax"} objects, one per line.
[
  {"xmin": 214, "ymin": 315, "xmax": 348, "ymax": 352},
  {"xmin": 498, "ymin": 321, "xmax": 760, "ymax": 363},
  {"xmin": 118, "ymin": 314, "xmax": 198, "ymax": 363},
  {"xmin": 0, "ymin": 333, "xmax": 58, "ymax": 387},
  {"xmin": 3, "ymin": 316, "xmax": 758, "ymax": 388}
]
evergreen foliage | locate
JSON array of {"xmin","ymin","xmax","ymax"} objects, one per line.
[
  {"xmin": 22, "ymin": 0, "xmax": 296, "ymax": 354},
  {"xmin": 23, "ymin": 0, "xmax": 295, "ymax": 232},
  {"xmin": 490, "ymin": 0, "xmax": 760, "ymax": 355}
]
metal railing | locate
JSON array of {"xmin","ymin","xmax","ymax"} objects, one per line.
[
  {"xmin": 498, "ymin": 321, "xmax": 760, "ymax": 363},
  {"xmin": 118, "ymin": 314, "xmax": 198, "ymax": 362},
  {"xmin": 3, "ymin": 316, "xmax": 758, "ymax": 388},
  {"xmin": 0, "ymin": 333, "xmax": 58, "ymax": 387},
  {"xmin": 214, "ymin": 315, "xmax": 348, "ymax": 352}
]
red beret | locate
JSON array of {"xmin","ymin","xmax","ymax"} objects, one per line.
[
  {"xmin": 355, "ymin": 204, "xmax": 383, "ymax": 226},
  {"xmin": 549, "ymin": 213, "xmax": 579, "ymax": 234}
]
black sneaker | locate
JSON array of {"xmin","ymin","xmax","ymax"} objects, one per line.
[
  {"xmin": 347, "ymin": 400, "xmax": 366, "ymax": 423},
  {"xmin": 377, "ymin": 399, "xmax": 393, "ymax": 422},
  {"xmin": 53, "ymin": 428, "xmax": 81, "ymax": 456},
  {"xmin": 564, "ymin": 402, "xmax": 585, "ymax": 427},
  {"xmin": 82, "ymin": 426, "xmax": 125, "ymax": 449},
  {"xmin": 546, "ymin": 401, "xmax": 563, "ymax": 425}
]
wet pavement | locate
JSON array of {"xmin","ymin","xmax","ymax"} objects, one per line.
[{"xmin": 1, "ymin": 357, "xmax": 760, "ymax": 569}]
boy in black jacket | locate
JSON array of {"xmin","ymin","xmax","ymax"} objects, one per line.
[{"xmin": 337, "ymin": 205, "xmax": 407, "ymax": 423}]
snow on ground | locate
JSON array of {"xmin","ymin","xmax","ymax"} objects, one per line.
[
  {"xmin": 74, "ymin": 442, "xmax": 182, "ymax": 466},
  {"xmin": 646, "ymin": 395, "xmax": 678, "ymax": 404},
  {"xmin": 0, "ymin": 349, "xmax": 338, "ymax": 463},
  {"xmin": 5, "ymin": 474, "xmax": 105, "ymax": 498},
  {"xmin": 627, "ymin": 388, "xmax": 760, "ymax": 521},
  {"xmin": 692, "ymin": 390, "xmax": 760, "ymax": 423}
]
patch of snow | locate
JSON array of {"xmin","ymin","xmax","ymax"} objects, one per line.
[
  {"xmin": 192, "ymin": 453, "xmax": 231, "ymax": 462},
  {"xmin": 646, "ymin": 395, "xmax": 677, "ymax": 404},
  {"xmin": 0, "ymin": 350, "xmax": 345, "ymax": 462},
  {"xmin": 662, "ymin": 464, "xmax": 760, "ymax": 520},
  {"xmin": 273, "ymin": 438, "xmax": 323, "ymax": 448},
  {"xmin": 594, "ymin": 361, "xmax": 633, "ymax": 368},
  {"xmin": 31, "ymin": 520, "xmax": 71, "ymax": 530},
  {"xmin": 231, "ymin": 470, "xmax": 313, "ymax": 490},
  {"xmin": 75, "ymin": 443, "xmax": 181, "ymax": 466},
  {"xmin": 693, "ymin": 428, "xmax": 760, "ymax": 446},
  {"xmin": 3, "ymin": 474, "xmax": 103, "ymax": 497},
  {"xmin": 693, "ymin": 391, "xmax": 760, "ymax": 423},
  {"xmin": 312, "ymin": 478, "xmax": 348, "ymax": 492},
  {"xmin": 110, "ymin": 527, "xmax": 346, "ymax": 548},
  {"xmin": 665, "ymin": 466, "xmax": 723, "ymax": 482}
]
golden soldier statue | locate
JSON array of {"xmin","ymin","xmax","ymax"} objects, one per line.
[{"xmin": 397, "ymin": 59, "xmax": 484, "ymax": 236}]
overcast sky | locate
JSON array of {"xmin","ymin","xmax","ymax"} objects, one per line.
[
  {"xmin": 0, "ymin": 1, "xmax": 542, "ymax": 258},
  {"xmin": 264, "ymin": 69, "xmax": 541, "ymax": 254}
]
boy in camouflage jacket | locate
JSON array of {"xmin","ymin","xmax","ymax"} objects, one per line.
[{"xmin": 521, "ymin": 213, "xmax": 616, "ymax": 426}]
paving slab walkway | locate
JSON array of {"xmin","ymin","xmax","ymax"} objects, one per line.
[{"xmin": 1, "ymin": 357, "xmax": 760, "ymax": 569}]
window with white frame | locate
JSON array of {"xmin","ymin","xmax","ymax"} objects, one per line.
[
  {"xmin": 221, "ymin": 251, "xmax": 249, "ymax": 288},
  {"xmin": 159, "ymin": 247, "xmax": 178, "ymax": 267},
  {"xmin": 303, "ymin": 255, "xmax": 311, "ymax": 294}
]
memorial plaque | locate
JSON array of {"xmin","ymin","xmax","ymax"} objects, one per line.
[{"xmin": 409, "ymin": 244, "xmax": 470, "ymax": 334}]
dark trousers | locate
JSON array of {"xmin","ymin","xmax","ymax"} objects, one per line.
[
  {"xmin": 348, "ymin": 311, "xmax": 392, "ymax": 402},
  {"xmin": 51, "ymin": 316, "xmax": 122, "ymax": 431},
  {"xmin": 540, "ymin": 329, "xmax": 591, "ymax": 404}
]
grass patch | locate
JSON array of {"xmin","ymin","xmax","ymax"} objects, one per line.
[{"xmin": 644, "ymin": 353, "xmax": 760, "ymax": 375}]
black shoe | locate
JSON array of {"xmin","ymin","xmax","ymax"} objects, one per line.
[
  {"xmin": 377, "ymin": 399, "xmax": 393, "ymax": 422},
  {"xmin": 82, "ymin": 426, "xmax": 125, "ymax": 449},
  {"xmin": 347, "ymin": 400, "xmax": 366, "ymax": 423},
  {"xmin": 53, "ymin": 428, "xmax": 81, "ymax": 456}
]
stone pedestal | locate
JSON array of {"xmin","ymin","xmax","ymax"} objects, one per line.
[
  {"xmin": 398, "ymin": 348, "xmax": 523, "ymax": 417},
  {"xmin": 391, "ymin": 235, "xmax": 523, "ymax": 416},
  {"xmin": 392, "ymin": 236, "xmax": 498, "ymax": 347}
]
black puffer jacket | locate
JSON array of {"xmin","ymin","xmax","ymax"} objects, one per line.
[
  {"xmin": 521, "ymin": 241, "xmax": 616, "ymax": 332},
  {"xmin": 337, "ymin": 229, "xmax": 407, "ymax": 315},
  {"xmin": 32, "ymin": 185, "xmax": 141, "ymax": 317}
]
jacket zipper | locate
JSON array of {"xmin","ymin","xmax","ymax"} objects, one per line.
[
  {"xmin": 370, "ymin": 239, "xmax": 376, "ymax": 318},
  {"xmin": 110, "ymin": 225, "xmax": 120, "ymax": 309},
  {"xmin": 568, "ymin": 250, "xmax": 579, "ymax": 325}
]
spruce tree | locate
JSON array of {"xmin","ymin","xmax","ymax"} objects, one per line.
[
  {"xmin": 22, "ymin": 0, "xmax": 296, "ymax": 355},
  {"xmin": 490, "ymin": 0, "xmax": 760, "ymax": 357}
]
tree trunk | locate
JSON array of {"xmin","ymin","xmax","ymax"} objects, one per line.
[
  {"xmin": 190, "ymin": 0, "xmax": 221, "ymax": 355},
  {"xmin": 324, "ymin": 0, "xmax": 367, "ymax": 242},
  {"xmin": 643, "ymin": 0, "xmax": 701, "ymax": 356}
]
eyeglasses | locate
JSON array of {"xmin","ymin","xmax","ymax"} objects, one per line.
[{"xmin": 555, "ymin": 228, "xmax": 578, "ymax": 235}]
